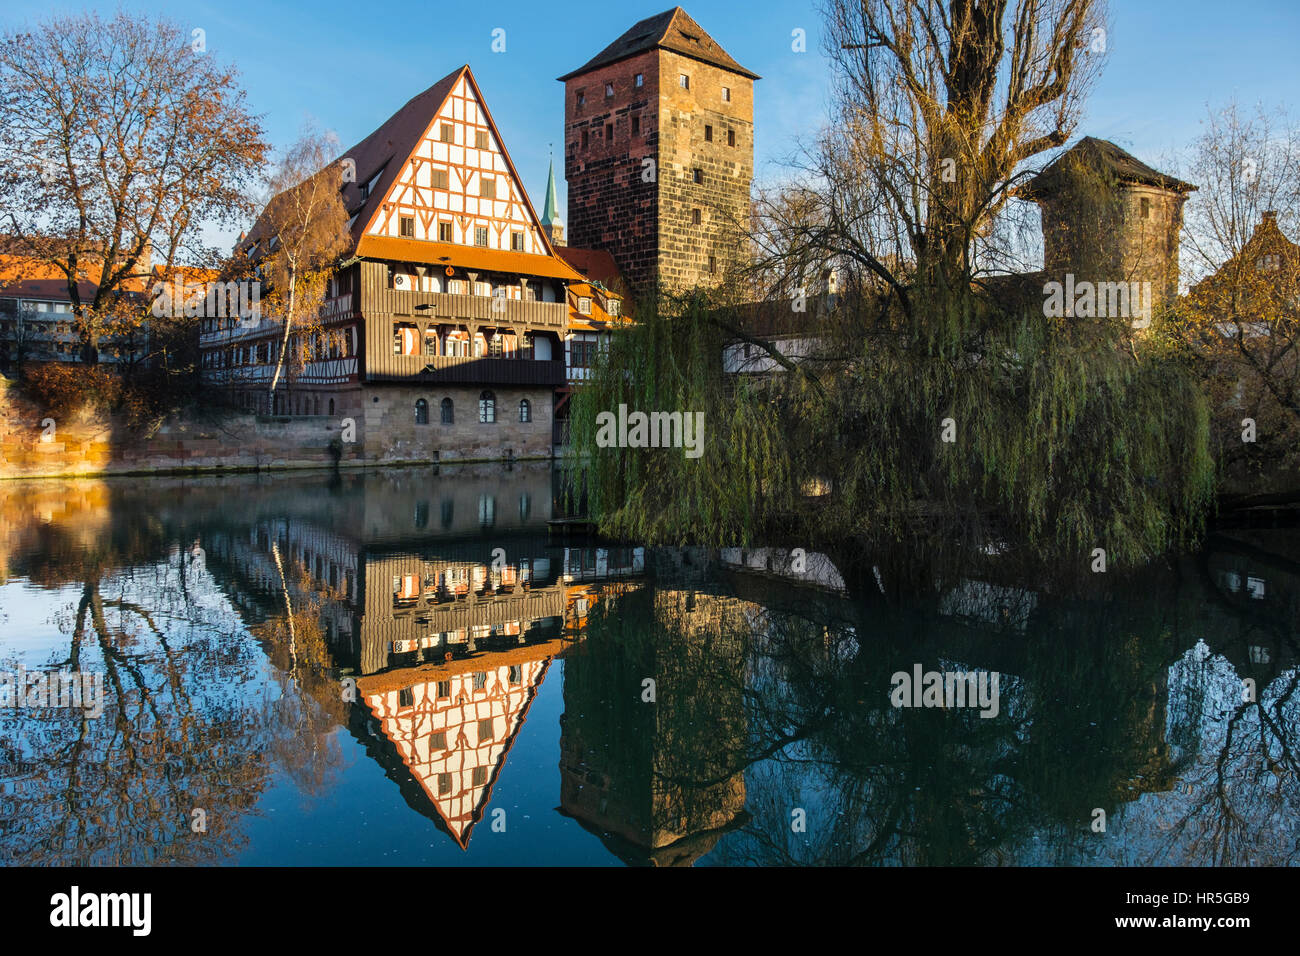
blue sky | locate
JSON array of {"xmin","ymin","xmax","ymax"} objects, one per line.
[{"xmin": 4, "ymin": 0, "xmax": 1299, "ymax": 250}]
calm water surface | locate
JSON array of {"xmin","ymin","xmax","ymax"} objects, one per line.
[{"xmin": 1, "ymin": 464, "xmax": 1297, "ymax": 866}]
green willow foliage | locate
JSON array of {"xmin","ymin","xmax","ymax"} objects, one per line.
[{"xmin": 566, "ymin": 287, "xmax": 1216, "ymax": 571}]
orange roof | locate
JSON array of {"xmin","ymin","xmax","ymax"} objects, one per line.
[
  {"xmin": 358, "ymin": 235, "xmax": 584, "ymax": 281},
  {"xmin": 0, "ymin": 254, "xmax": 98, "ymax": 301}
]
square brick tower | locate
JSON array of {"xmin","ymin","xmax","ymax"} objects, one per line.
[{"xmin": 559, "ymin": 7, "xmax": 758, "ymax": 296}]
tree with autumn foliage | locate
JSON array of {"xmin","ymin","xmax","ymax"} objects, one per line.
[
  {"xmin": 237, "ymin": 129, "xmax": 351, "ymax": 403},
  {"xmin": 1171, "ymin": 102, "xmax": 1300, "ymax": 494},
  {"xmin": 0, "ymin": 11, "xmax": 267, "ymax": 364}
]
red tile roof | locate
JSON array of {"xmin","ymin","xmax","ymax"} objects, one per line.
[
  {"xmin": 556, "ymin": 247, "xmax": 622, "ymax": 287},
  {"xmin": 245, "ymin": 65, "xmax": 581, "ymax": 283}
]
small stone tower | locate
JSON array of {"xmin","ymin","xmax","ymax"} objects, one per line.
[
  {"xmin": 540, "ymin": 156, "xmax": 565, "ymax": 247},
  {"xmin": 559, "ymin": 7, "xmax": 758, "ymax": 295},
  {"xmin": 1020, "ymin": 137, "xmax": 1195, "ymax": 320}
]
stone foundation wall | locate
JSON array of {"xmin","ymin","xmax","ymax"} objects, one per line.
[
  {"xmin": 0, "ymin": 378, "xmax": 556, "ymax": 479},
  {"xmin": 361, "ymin": 384, "xmax": 553, "ymax": 463}
]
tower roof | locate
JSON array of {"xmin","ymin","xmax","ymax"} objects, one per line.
[
  {"xmin": 558, "ymin": 7, "xmax": 759, "ymax": 82},
  {"xmin": 1019, "ymin": 136, "xmax": 1195, "ymax": 202},
  {"xmin": 541, "ymin": 157, "xmax": 561, "ymax": 227}
]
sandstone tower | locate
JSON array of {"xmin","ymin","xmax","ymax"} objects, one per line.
[
  {"xmin": 559, "ymin": 7, "xmax": 758, "ymax": 296},
  {"xmin": 1020, "ymin": 137, "xmax": 1195, "ymax": 320}
]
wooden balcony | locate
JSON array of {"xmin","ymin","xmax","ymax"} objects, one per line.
[{"xmin": 362, "ymin": 288, "xmax": 568, "ymax": 330}]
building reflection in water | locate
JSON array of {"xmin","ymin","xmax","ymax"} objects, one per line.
[
  {"xmin": 2, "ymin": 467, "xmax": 1299, "ymax": 866},
  {"xmin": 194, "ymin": 464, "xmax": 654, "ymax": 850}
]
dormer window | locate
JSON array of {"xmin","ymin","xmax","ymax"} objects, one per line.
[
  {"xmin": 361, "ymin": 170, "xmax": 382, "ymax": 199},
  {"xmin": 578, "ymin": 296, "xmax": 592, "ymax": 315}
]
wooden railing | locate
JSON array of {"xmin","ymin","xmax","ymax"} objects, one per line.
[{"xmin": 362, "ymin": 288, "xmax": 568, "ymax": 329}]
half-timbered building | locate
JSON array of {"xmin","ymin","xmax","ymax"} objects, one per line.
[{"xmin": 200, "ymin": 65, "xmax": 586, "ymax": 462}]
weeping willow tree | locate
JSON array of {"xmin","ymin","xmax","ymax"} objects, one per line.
[{"xmin": 567, "ymin": 0, "xmax": 1215, "ymax": 573}]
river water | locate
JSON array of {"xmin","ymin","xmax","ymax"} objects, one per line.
[{"xmin": 0, "ymin": 463, "xmax": 1296, "ymax": 866}]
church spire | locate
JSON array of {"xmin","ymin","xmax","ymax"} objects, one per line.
[{"xmin": 541, "ymin": 154, "xmax": 564, "ymax": 246}]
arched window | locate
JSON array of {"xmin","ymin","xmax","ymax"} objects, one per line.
[
  {"xmin": 440, "ymin": 397, "xmax": 454, "ymax": 424},
  {"xmin": 415, "ymin": 398, "xmax": 429, "ymax": 424},
  {"xmin": 328, "ymin": 398, "xmax": 335, "ymax": 416},
  {"xmin": 479, "ymin": 390, "xmax": 496, "ymax": 423},
  {"xmin": 519, "ymin": 398, "xmax": 531, "ymax": 422}
]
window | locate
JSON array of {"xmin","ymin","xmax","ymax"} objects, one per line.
[
  {"xmin": 519, "ymin": 398, "xmax": 531, "ymax": 422},
  {"xmin": 399, "ymin": 688, "xmax": 414, "ymax": 708},
  {"xmin": 728, "ymin": 128, "xmax": 736, "ymax": 147},
  {"xmin": 439, "ymin": 221, "xmax": 453, "ymax": 242},
  {"xmin": 692, "ymin": 208, "xmax": 701, "ymax": 225},
  {"xmin": 576, "ymin": 89, "xmax": 585, "ymax": 106},
  {"xmin": 511, "ymin": 231, "xmax": 524, "ymax": 251},
  {"xmin": 608, "ymin": 299, "xmax": 621, "ymax": 317},
  {"xmin": 393, "ymin": 322, "xmax": 419, "ymax": 355},
  {"xmin": 631, "ymin": 114, "xmax": 640, "ymax": 135},
  {"xmin": 1139, "ymin": 197, "xmax": 1150, "ymax": 219},
  {"xmin": 438, "ymin": 773, "xmax": 451, "ymax": 795},
  {"xmin": 432, "ymin": 168, "xmax": 449, "ymax": 189},
  {"xmin": 605, "ymin": 123, "xmax": 613, "ymax": 141},
  {"xmin": 478, "ymin": 718, "xmax": 493, "ymax": 742},
  {"xmin": 430, "ymin": 731, "xmax": 447, "ymax": 750},
  {"xmin": 709, "ymin": 255, "xmax": 717, "ymax": 273},
  {"xmin": 423, "ymin": 328, "xmax": 438, "ymax": 355},
  {"xmin": 474, "ymin": 226, "xmax": 488, "ymax": 246},
  {"xmin": 577, "ymin": 296, "xmax": 592, "ymax": 315},
  {"xmin": 472, "ymin": 766, "xmax": 487, "ymax": 786},
  {"xmin": 722, "ymin": 86, "xmax": 731, "ymax": 102},
  {"xmin": 328, "ymin": 398, "xmax": 335, "ymax": 416},
  {"xmin": 478, "ymin": 495, "xmax": 495, "ymax": 526},
  {"xmin": 693, "ymin": 168, "xmax": 703, "ymax": 184},
  {"xmin": 475, "ymin": 130, "xmax": 488, "ymax": 150},
  {"xmin": 441, "ymin": 397, "xmax": 454, "ymax": 424},
  {"xmin": 570, "ymin": 339, "xmax": 595, "ymax": 367},
  {"xmin": 480, "ymin": 177, "xmax": 496, "ymax": 199},
  {"xmin": 605, "ymin": 82, "xmax": 614, "ymax": 98},
  {"xmin": 581, "ymin": 130, "xmax": 589, "ymax": 149},
  {"xmin": 399, "ymin": 216, "xmax": 415, "ymax": 238},
  {"xmin": 679, "ymin": 74, "xmax": 689, "ymax": 89},
  {"xmin": 479, "ymin": 390, "xmax": 496, "ymax": 423},
  {"xmin": 635, "ymin": 73, "xmax": 644, "ymax": 88},
  {"xmin": 705, "ymin": 124, "xmax": 713, "ymax": 142},
  {"xmin": 440, "ymin": 122, "xmax": 454, "ymax": 143},
  {"xmin": 414, "ymin": 399, "xmax": 429, "ymax": 424}
]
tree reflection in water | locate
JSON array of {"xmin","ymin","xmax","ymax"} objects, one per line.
[{"xmin": 0, "ymin": 474, "xmax": 1297, "ymax": 866}]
